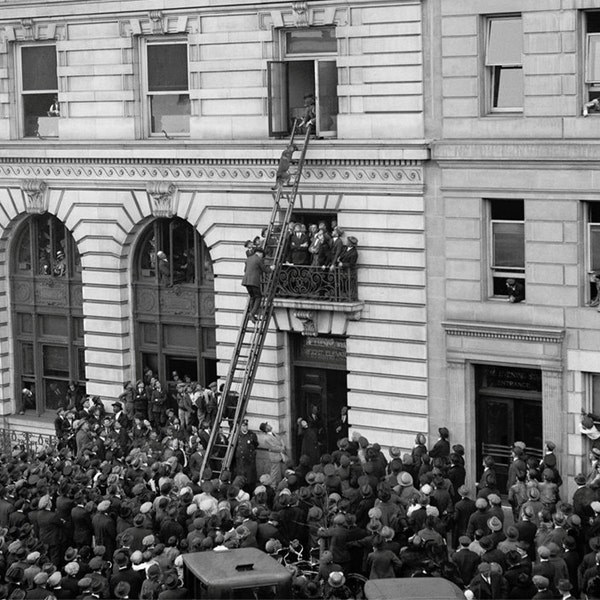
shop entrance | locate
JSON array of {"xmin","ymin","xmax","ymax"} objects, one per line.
[
  {"xmin": 292, "ymin": 335, "xmax": 347, "ymax": 462},
  {"xmin": 476, "ymin": 365, "xmax": 543, "ymax": 492}
]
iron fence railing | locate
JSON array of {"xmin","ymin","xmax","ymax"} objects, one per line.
[
  {"xmin": 273, "ymin": 265, "xmax": 358, "ymax": 302},
  {"xmin": 0, "ymin": 426, "xmax": 56, "ymax": 456}
]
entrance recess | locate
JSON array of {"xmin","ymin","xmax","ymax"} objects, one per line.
[
  {"xmin": 476, "ymin": 365, "xmax": 543, "ymax": 492},
  {"xmin": 292, "ymin": 335, "xmax": 347, "ymax": 461}
]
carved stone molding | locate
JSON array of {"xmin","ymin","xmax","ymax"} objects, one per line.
[
  {"xmin": 273, "ymin": 299, "xmax": 363, "ymax": 336},
  {"xmin": 21, "ymin": 179, "xmax": 48, "ymax": 214},
  {"xmin": 146, "ymin": 181, "xmax": 177, "ymax": 217},
  {"xmin": 294, "ymin": 309, "xmax": 317, "ymax": 336},
  {"xmin": 292, "ymin": 2, "xmax": 310, "ymax": 28},
  {"xmin": 443, "ymin": 321, "xmax": 565, "ymax": 344},
  {"xmin": 149, "ymin": 11, "xmax": 164, "ymax": 34},
  {"xmin": 1, "ymin": 158, "xmax": 423, "ymax": 189},
  {"xmin": 259, "ymin": 3, "xmax": 347, "ymax": 29}
]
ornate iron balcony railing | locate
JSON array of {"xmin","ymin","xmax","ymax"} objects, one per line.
[{"xmin": 273, "ymin": 265, "xmax": 358, "ymax": 302}]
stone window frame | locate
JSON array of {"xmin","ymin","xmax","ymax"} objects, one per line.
[
  {"xmin": 15, "ymin": 42, "xmax": 59, "ymax": 139},
  {"xmin": 483, "ymin": 14, "xmax": 523, "ymax": 114},
  {"xmin": 487, "ymin": 198, "xmax": 526, "ymax": 300},
  {"xmin": 139, "ymin": 35, "xmax": 191, "ymax": 139}
]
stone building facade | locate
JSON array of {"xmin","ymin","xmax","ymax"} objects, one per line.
[
  {"xmin": 0, "ymin": 0, "xmax": 430, "ymax": 461},
  {"xmin": 429, "ymin": 0, "xmax": 600, "ymax": 494}
]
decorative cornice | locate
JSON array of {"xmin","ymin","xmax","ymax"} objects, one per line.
[
  {"xmin": 442, "ymin": 321, "xmax": 565, "ymax": 344},
  {"xmin": 0, "ymin": 157, "xmax": 422, "ymax": 187}
]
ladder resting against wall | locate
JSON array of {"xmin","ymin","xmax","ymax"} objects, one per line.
[{"xmin": 199, "ymin": 122, "xmax": 312, "ymax": 479}]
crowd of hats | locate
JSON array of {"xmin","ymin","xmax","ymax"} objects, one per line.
[{"xmin": 3, "ymin": 416, "xmax": 600, "ymax": 600}]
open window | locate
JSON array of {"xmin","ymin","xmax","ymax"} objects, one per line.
[
  {"xmin": 585, "ymin": 12, "xmax": 600, "ymax": 105},
  {"xmin": 19, "ymin": 44, "xmax": 58, "ymax": 138},
  {"xmin": 587, "ymin": 203, "xmax": 600, "ymax": 305},
  {"xmin": 268, "ymin": 27, "xmax": 338, "ymax": 137},
  {"xmin": 485, "ymin": 16, "xmax": 523, "ymax": 113},
  {"xmin": 143, "ymin": 39, "xmax": 190, "ymax": 137},
  {"xmin": 489, "ymin": 199, "xmax": 525, "ymax": 299}
]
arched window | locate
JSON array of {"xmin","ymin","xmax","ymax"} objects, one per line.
[
  {"xmin": 11, "ymin": 214, "xmax": 84, "ymax": 415},
  {"xmin": 133, "ymin": 218, "xmax": 216, "ymax": 388}
]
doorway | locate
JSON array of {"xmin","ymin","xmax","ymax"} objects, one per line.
[
  {"xmin": 291, "ymin": 334, "xmax": 348, "ymax": 462},
  {"xmin": 475, "ymin": 365, "xmax": 543, "ymax": 491}
]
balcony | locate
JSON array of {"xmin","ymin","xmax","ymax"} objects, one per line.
[
  {"xmin": 274, "ymin": 264, "xmax": 358, "ymax": 302},
  {"xmin": 271, "ymin": 265, "xmax": 363, "ymax": 337}
]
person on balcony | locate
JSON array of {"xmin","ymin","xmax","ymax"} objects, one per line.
[
  {"xmin": 288, "ymin": 223, "xmax": 310, "ymax": 265},
  {"xmin": 339, "ymin": 236, "xmax": 358, "ymax": 268},
  {"xmin": 329, "ymin": 227, "xmax": 345, "ymax": 269}
]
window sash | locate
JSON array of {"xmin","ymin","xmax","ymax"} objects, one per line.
[
  {"xmin": 492, "ymin": 221, "xmax": 525, "ymax": 270},
  {"xmin": 486, "ymin": 17, "xmax": 523, "ymax": 67},
  {"xmin": 285, "ymin": 28, "xmax": 337, "ymax": 55},
  {"xmin": 267, "ymin": 61, "xmax": 290, "ymax": 137},
  {"xmin": 587, "ymin": 33, "xmax": 600, "ymax": 83},
  {"xmin": 316, "ymin": 60, "xmax": 338, "ymax": 137},
  {"xmin": 492, "ymin": 66, "xmax": 523, "ymax": 111},
  {"xmin": 589, "ymin": 223, "xmax": 600, "ymax": 272},
  {"xmin": 144, "ymin": 40, "xmax": 190, "ymax": 137}
]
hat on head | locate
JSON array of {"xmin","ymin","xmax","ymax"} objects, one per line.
[
  {"xmin": 513, "ymin": 441, "xmax": 526, "ymax": 450},
  {"xmin": 33, "ymin": 572, "xmax": 49, "ymax": 586},
  {"xmin": 452, "ymin": 443, "xmax": 465, "ymax": 455},
  {"xmin": 112, "ymin": 402, "xmax": 123, "ymax": 410},
  {"xmin": 545, "ymin": 440, "xmax": 556, "ymax": 451},
  {"xmin": 575, "ymin": 473, "xmax": 587, "ymax": 485},
  {"xmin": 114, "ymin": 581, "xmax": 131, "ymax": 599},
  {"xmin": 328, "ymin": 572, "xmax": 345, "ymax": 588},
  {"xmin": 97, "ymin": 500, "xmax": 110, "ymax": 512},
  {"xmin": 346, "ymin": 236, "xmax": 358, "ymax": 246},
  {"xmin": 477, "ymin": 563, "xmax": 491, "ymax": 575},
  {"xmin": 38, "ymin": 494, "xmax": 51, "ymax": 510},
  {"xmin": 89, "ymin": 556, "xmax": 104, "ymax": 570},
  {"xmin": 77, "ymin": 577, "xmax": 92, "ymax": 589},
  {"xmin": 475, "ymin": 498, "xmax": 488, "ymax": 509},
  {"xmin": 557, "ymin": 579, "xmax": 573, "ymax": 592},
  {"xmin": 90, "ymin": 579, "xmax": 104, "ymax": 594},
  {"xmin": 398, "ymin": 472, "xmax": 413, "ymax": 487},
  {"xmin": 593, "ymin": 447, "xmax": 600, "ymax": 459},
  {"xmin": 506, "ymin": 526, "xmax": 519, "ymax": 541},
  {"xmin": 48, "ymin": 572, "xmax": 62, "ymax": 587},
  {"xmin": 592, "ymin": 501, "xmax": 600, "ymax": 514},
  {"xmin": 459, "ymin": 535, "xmax": 471, "ymax": 546},
  {"xmin": 457, "ymin": 485, "xmax": 469, "ymax": 497},
  {"xmin": 537, "ymin": 546, "xmax": 551, "ymax": 559},
  {"xmin": 488, "ymin": 494, "xmax": 501, "ymax": 506},
  {"xmin": 140, "ymin": 501, "xmax": 153, "ymax": 514},
  {"xmin": 528, "ymin": 487, "xmax": 540, "ymax": 500},
  {"xmin": 532, "ymin": 575, "xmax": 549, "ymax": 589},
  {"xmin": 64, "ymin": 562, "xmax": 80, "ymax": 576},
  {"xmin": 563, "ymin": 536, "xmax": 576, "ymax": 551}
]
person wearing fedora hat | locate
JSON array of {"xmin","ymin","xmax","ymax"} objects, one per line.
[
  {"xmin": 337, "ymin": 235, "xmax": 358, "ymax": 269},
  {"xmin": 241, "ymin": 245, "xmax": 272, "ymax": 324},
  {"xmin": 324, "ymin": 571, "xmax": 351, "ymax": 599}
]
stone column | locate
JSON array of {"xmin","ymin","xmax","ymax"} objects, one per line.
[{"xmin": 542, "ymin": 369, "xmax": 564, "ymax": 476}]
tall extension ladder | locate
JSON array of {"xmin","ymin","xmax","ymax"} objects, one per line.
[{"xmin": 199, "ymin": 123, "xmax": 312, "ymax": 479}]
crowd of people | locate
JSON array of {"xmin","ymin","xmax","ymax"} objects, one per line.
[
  {"xmin": 245, "ymin": 220, "xmax": 358, "ymax": 270},
  {"xmin": 4, "ymin": 389, "xmax": 600, "ymax": 600}
]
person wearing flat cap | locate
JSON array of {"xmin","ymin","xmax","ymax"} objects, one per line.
[
  {"xmin": 92, "ymin": 500, "xmax": 117, "ymax": 560},
  {"xmin": 466, "ymin": 561, "xmax": 507, "ymax": 599},
  {"xmin": 36, "ymin": 494, "xmax": 64, "ymax": 567},
  {"xmin": 532, "ymin": 575, "xmax": 554, "ymax": 599},
  {"xmin": 112, "ymin": 401, "xmax": 130, "ymax": 430},
  {"xmin": 429, "ymin": 426, "xmax": 450, "ymax": 460}
]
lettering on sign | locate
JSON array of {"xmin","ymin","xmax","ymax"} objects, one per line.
[{"xmin": 297, "ymin": 336, "xmax": 346, "ymax": 366}]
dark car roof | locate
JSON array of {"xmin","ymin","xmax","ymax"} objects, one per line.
[{"xmin": 364, "ymin": 577, "xmax": 465, "ymax": 600}]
